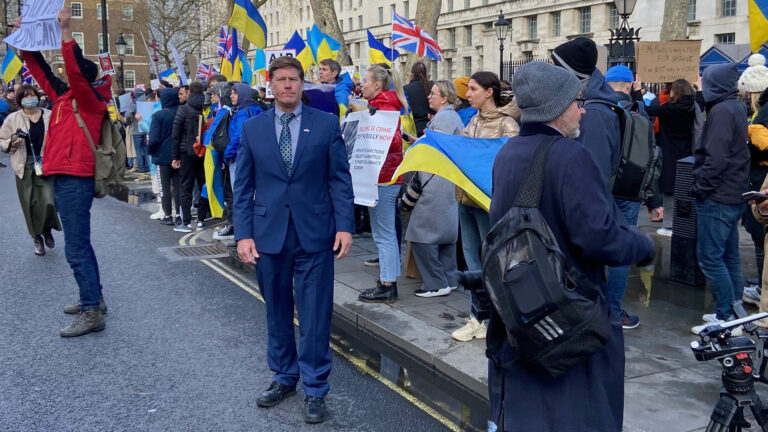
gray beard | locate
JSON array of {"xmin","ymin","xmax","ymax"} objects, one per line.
[{"xmin": 567, "ymin": 128, "xmax": 581, "ymax": 139}]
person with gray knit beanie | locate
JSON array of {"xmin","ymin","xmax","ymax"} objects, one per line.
[{"xmin": 485, "ymin": 59, "xmax": 654, "ymax": 432}]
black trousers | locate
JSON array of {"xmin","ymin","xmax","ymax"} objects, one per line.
[
  {"xmin": 179, "ymin": 152, "xmax": 208, "ymax": 224},
  {"xmin": 158, "ymin": 164, "xmax": 180, "ymax": 217}
]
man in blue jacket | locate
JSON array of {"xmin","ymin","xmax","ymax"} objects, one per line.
[
  {"xmin": 691, "ymin": 63, "xmax": 750, "ymax": 333},
  {"xmin": 148, "ymin": 88, "xmax": 181, "ymax": 225},
  {"xmin": 488, "ymin": 61, "xmax": 655, "ymax": 432},
  {"xmin": 234, "ymin": 56, "xmax": 355, "ymax": 424}
]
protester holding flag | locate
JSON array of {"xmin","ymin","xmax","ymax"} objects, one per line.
[
  {"xmin": 355, "ymin": 65, "xmax": 409, "ymax": 304},
  {"xmin": 125, "ymin": 88, "xmax": 150, "ymax": 175},
  {"xmin": 403, "ymin": 62, "xmax": 433, "ymax": 137}
]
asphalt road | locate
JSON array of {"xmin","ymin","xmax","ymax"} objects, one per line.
[{"xmin": 0, "ymin": 155, "xmax": 449, "ymax": 432}]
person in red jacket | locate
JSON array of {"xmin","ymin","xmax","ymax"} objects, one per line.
[{"xmin": 17, "ymin": 8, "xmax": 111, "ymax": 338}]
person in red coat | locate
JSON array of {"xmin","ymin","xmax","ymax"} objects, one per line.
[{"xmin": 17, "ymin": 8, "xmax": 111, "ymax": 338}]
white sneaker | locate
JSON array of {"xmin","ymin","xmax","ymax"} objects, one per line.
[
  {"xmin": 414, "ymin": 287, "xmax": 451, "ymax": 298},
  {"xmin": 691, "ymin": 320, "xmax": 743, "ymax": 336},
  {"xmin": 702, "ymin": 313, "xmax": 719, "ymax": 323},
  {"xmin": 656, "ymin": 228, "xmax": 673, "ymax": 237},
  {"xmin": 744, "ymin": 285, "xmax": 761, "ymax": 306},
  {"xmin": 196, "ymin": 222, "xmax": 205, "ymax": 231},
  {"xmin": 150, "ymin": 206, "xmax": 165, "ymax": 220},
  {"xmin": 451, "ymin": 317, "xmax": 487, "ymax": 342}
]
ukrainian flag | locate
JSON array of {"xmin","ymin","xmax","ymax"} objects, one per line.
[
  {"xmin": 284, "ymin": 31, "xmax": 314, "ymax": 72},
  {"xmin": 390, "ymin": 129, "xmax": 508, "ymax": 211},
  {"xmin": 1, "ymin": 47, "xmax": 22, "ymax": 83},
  {"xmin": 253, "ymin": 47, "xmax": 266, "ymax": 77},
  {"xmin": 239, "ymin": 50, "xmax": 253, "ymax": 85},
  {"xmin": 750, "ymin": 0, "xmax": 768, "ymax": 53},
  {"xmin": 229, "ymin": 0, "xmax": 267, "ymax": 49},
  {"xmin": 308, "ymin": 24, "xmax": 341, "ymax": 63},
  {"xmin": 158, "ymin": 67, "xmax": 179, "ymax": 83},
  {"xmin": 202, "ymin": 107, "xmax": 231, "ymax": 218},
  {"xmin": 222, "ymin": 28, "xmax": 243, "ymax": 81},
  {"xmin": 367, "ymin": 30, "xmax": 399, "ymax": 66}
]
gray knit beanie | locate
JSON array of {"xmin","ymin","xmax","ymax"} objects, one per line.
[{"xmin": 513, "ymin": 61, "xmax": 581, "ymax": 124}]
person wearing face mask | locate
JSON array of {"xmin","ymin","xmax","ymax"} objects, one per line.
[{"xmin": 0, "ymin": 84, "xmax": 61, "ymax": 256}]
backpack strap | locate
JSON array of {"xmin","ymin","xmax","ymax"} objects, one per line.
[
  {"xmin": 72, "ymin": 99, "xmax": 97, "ymax": 152},
  {"xmin": 512, "ymin": 136, "xmax": 558, "ymax": 208}
]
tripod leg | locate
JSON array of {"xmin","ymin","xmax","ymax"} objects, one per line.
[
  {"xmin": 706, "ymin": 396, "xmax": 739, "ymax": 432},
  {"xmin": 748, "ymin": 392, "xmax": 768, "ymax": 431}
]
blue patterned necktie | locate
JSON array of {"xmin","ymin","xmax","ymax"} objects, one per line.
[{"xmin": 279, "ymin": 112, "xmax": 295, "ymax": 175}]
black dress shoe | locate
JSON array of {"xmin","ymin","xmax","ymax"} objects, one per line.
[
  {"xmin": 359, "ymin": 280, "xmax": 398, "ymax": 303},
  {"xmin": 304, "ymin": 396, "xmax": 329, "ymax": 424},
  {"xmin": 256, "ymin": 381, "xmax": 296, "ymax": 408}
]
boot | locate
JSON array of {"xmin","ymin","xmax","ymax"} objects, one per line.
[
  {"xmin": 64, "ymin": 297, "xmax": 108, "ymax": 315},
  {"xmin": 43, "ymin": 229, "xmax": 55, "ymax": 249},
  {"xmin": 60, "ymin": 309, "xmax": 105, "ymax": 338},
  {"xmin": 359, "ymin": 280, "xmax": 398, "ymax": 303},
  {"xmin": 34, "ymin": 235, "xmax": 45, "ymax": 256}
]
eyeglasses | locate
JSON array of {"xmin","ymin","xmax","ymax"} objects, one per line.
[{"xmin": 575, "ymin": 98, "xmax": 586, "ymax": 108}]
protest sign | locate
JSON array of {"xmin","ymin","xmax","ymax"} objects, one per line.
[
  {"xmin": 168, "ymin": 42, "xmax": 188, "ymax": 85},
  {"xmin": 136, "ymin": 101, "xmax": 155, "ymax": 127},
  {"xmin": 150, "ymin": 79, "xmax": 160, "ymax": 90},
  {"xmin": 186, "ymin": 53, "xmax": 198, "ymax": 83},
  {"xmin": 340, "ymin": 110, "xmax": 400, "ymax": 206},
  {"xmin": 636, "ymin": 40, "xmax": 702, "ymax": 83},
  {"xmin": 264, "ymin": 49, "xmax": 296, "ymax": 98},
  {"xmin": 117, "ymin": 93, "xmax": 132, "ymax": 113},
  {"xmin": 4, "ymin": 0, "xmax": 65, "ymax": 51},
  {"xmin": 98, "ymin": 52, "xmax": 115, "ymax": 75}
]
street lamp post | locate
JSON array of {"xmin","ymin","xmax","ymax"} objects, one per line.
[
  {"xmin": 608, "ymin": 0, "xmax": 641, "ymax": 71},
  {"xmin": 495, "ymin": 10, "xmax": 510, "ymax": 81},
  {"xmin": 115, "ymin": 33, "xmax": 127, "ymax": 94},
  {"xmin": 100, "ymin": 0, "xmax": 108, "ymax": 53}
]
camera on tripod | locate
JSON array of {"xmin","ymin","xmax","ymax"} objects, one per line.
[{"xmin": 454, "ymin": 270, "xmax": 493, "ymax": 321}]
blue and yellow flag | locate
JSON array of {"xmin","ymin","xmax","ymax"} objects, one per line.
[
  {"xmin": 158, "ymin": 67, "xmax": 179, "ymax": 83},
  {"xmin": 390, "ymin": 129, "xmax": 508, "ymax": 211},
  {"xmin": 202, "ymin": 107, "xmax": 231, "ymax": 218},
  {"xmin": 308, "ymin": 24, "xmax": 341, "ymax": 63},
  {"xmin": 253, "ymin": 47, "xmax": 266, "ymax": 77},
  {"xmin": 239, "ymin": 50, "xmax": 253, "ymax": 85},
  {"xmin": 229, "ymin": 0, "xmax": 267, "ymax": 49},
  {"xmin": 367, "ymin": 30, "xmax": 399, "ymax": 66},
  {"xmin": 222, "ymin": 28, "xmax": 243, "ymax": 81},
  {"xmin": 284, "ymin": 31, "xmax": 314, "ymax": 72},
  {"xmin": 1, "ymin": 47, "xmax": 22, "ymax": 83},
  {"xmin": 750, "ymin": 0, "xmax": 768, "ymax": 53}
]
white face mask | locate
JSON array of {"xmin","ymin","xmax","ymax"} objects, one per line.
[{"xmin": 21, "ymin": 97, "xmax": 38, "ymax": 108}]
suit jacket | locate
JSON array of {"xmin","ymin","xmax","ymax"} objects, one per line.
[{"xmin": 233, "ymin": 105, "xmax": 355, "ymax": 255}]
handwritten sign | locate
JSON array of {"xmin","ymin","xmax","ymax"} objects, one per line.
[
  {"xmin": 264, "ymin": 49, "xmax": 296, "ymax": 98},
  {"xmin": 98, "ymin": 52, "xmax": 115, "ymax": 75},
  {"xmin": 636, "ymin": 40, "xmax": 702, "ymax": 83},
  {"xmin": 4, "ymin": 0, "xmax": 65, "ymax": 51}
]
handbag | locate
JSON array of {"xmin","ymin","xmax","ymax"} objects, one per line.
[
  {"xmin": 400, "ymin": 173, "xmax": 434, "ymax": 212},
  {"xmin": 455, "ymin": 186, "xmax": 482, "ymax": 208}
]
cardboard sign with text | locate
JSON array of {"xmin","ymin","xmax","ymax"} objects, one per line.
[
  {"xmin": 636, "ymin": 40, "xmax": 702, "ymax": 83},
  {"xmin": 264, "ymin": 49, "xmax": 296, "ymax": 99},
  {"xmin": 4, "ymin": 0, "xmax": 66, "ymax": 51}
]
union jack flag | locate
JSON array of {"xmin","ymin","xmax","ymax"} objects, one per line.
[
  {"xmin": 21, "ymin": 63, "xmax": 33, "ymax": 85},
  {"xmin": 391, "ymin": 12, "xmax": 442, "ymax": 62},
  {"xmin": 196, "ymin": 63, "xmax": 218, "ymax": 81},
  {"xmin": 218, "ymin": 26, "xmax": 230, "ymax": 59}
]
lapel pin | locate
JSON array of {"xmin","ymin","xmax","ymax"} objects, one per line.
[{"xmin": 303, "ymin": 129, "xmax": 310, "ymax": 132}]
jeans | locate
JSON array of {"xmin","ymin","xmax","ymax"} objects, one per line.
[
  {"xmin": 132, "ymin": 134, "xmax": 149, "ymax": 172},
  {"xmin": 459, "ymin": 203, "xmax": 491, "ymax": 319},
  {"xmin": 606, "ymin": 200, "xmax": 641, "ymax": 314},
  {"xmin": 159, "ymin": 164, "xmax": 180, "ymax": 217},
  {"xmin": 53, "ymin": 175, "xmax": 102, "ymax": 311},
  {"xmin": 696, "ymin": 198, "xmax": 744, "ymax": 320},
  {"xmin": 368, "ymin": 185, "xmax": 402, "ymax": 282}
]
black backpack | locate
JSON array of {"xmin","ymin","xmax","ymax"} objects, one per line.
[
  {"xmin": 211, "ymin": 109, "xmax": 231, "ymax": 153},
  {"xmin": 481, "ymin": 136, "xmax": 612, "ymax": 378},
  {"xmin": 586, "ymin": 99, "xmax": 659, "ymax": 202}
]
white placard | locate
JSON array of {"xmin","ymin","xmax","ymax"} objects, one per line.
[
  {"xmin": 341, "ymin": 110, "xmax": 400, "ymax": 206},
  {"xmin": 264, "ymin": 49, "xmax": 296, "ymax": 99},
  {"xmin": 4, "ymin": 0, "xmax": 65, "ymax": 51},
  {"xmin": 150, "ymin": 79, "xmax": 160, "ymax": 90}
]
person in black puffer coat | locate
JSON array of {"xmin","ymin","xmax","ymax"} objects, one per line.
[
  {"xmin": 403, "ymin": 61, "xmax": 433, "ymax": 137},
  {"xmin": 149, "ymin": 88, "xmax": 181, "ymax": 225},
  {"xmin": 171, "ymin": 81, "xmax": 208, "ymax": 230}
]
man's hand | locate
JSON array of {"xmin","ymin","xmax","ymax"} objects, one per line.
[
  {"xmin": 237, "ymin": 239, "xmax": 260, "ymax": 264},
  {"xmin": 333, "ymin": 232, "xmax": 353, "ymax": 260},
  {"xmin": 648, "ymin": 207, "xmax": 663, "ymax": 222},
  {"xmin": 135, "ymin": 113, "xmax": 142, "ymax": 122},
  {"xmin": 171, "ymin": 160, "xmax": 181, "ymax": 169},
  {"xmin": 694, "ymin": 75, "xmax": 702, "ymax": 91},
  {"xmin": 57, "ymin": 8, "xmax": 71, "ymax": 29}
]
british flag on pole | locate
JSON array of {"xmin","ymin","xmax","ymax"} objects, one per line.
[
  {"xmin": 196, "ymin": 63, "xmax": 218, "ymax": 81},
  {"xmin": 391, "ymin": 12, "xmax": 442, "ymax": 62},
  {"xmin": 218, "ymin": 26, "xmax": 230, "ymax": 59},
  {"xmin": 21, "ymin": 63, "xmax": 33, "ymax": 85}
]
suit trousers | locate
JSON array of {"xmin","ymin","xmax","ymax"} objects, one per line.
[
  {"xmin": 255, "ymin": 219, "xmax": 334, "ymax": 398},
  {"xmin": 179, "ymin": 152, "xmax": 207, "ymax": 224}
]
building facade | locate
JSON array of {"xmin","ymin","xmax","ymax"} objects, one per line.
[{"xmin": 258, "ymin": 0, "xmax": 748, "ymax": 81}]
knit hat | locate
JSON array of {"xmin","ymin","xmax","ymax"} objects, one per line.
[
  {"xmin": 605, "ymin": 65, "xmax": 634, "ymax": 83},
  {"xmin": 133, "ymin": 88, "xmax": 144, "ymax": 98},
  {"xmin": 513, "ymin": 61, "xmax": 581, "ymax": 124},
  {"xmin": 738, "ymin": 54, "xmax": 768, "ymax": 93},
  {"xmin": 453, "ymin": 76, "xmax": 469, "ymax": 100},
  {"xmin": 551, "ymin": 37, "xmax": 597, "ymax": 80}
]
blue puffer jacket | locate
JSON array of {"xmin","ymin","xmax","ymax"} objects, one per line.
[
  {"xmin": 225, "ymin": 83, "xmax": 263, "ymax": 162},
  {"xmin": 148, "ymin": 88, "xmax": 180, "ymax": 166},
  {"xmin": 579, "ymin": 68, "xmax": 621, "ymax": 188}
]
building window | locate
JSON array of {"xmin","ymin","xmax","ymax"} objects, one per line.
[
  {"xmin": 391, "ymin": 3, "xmax": 396, "ymax": 13},
  {"xmin": 716, "ymin": 32, "xmax": 735, "ymax": 44},
  {"xmin": 339, "ymin": 0, "xmax": 343, "ymax": 11},
  {"xmin": 378, "ymin": 7, "xmax": 383, "ymax": 25},
  {"xmin": 464, "ymin": 0, "xmax": 470, "ymax": 8},
  {"xmin": 404, "ymin": 1, "xmax": 409, "ymax": 18},
  {"xmin": 96, "ymin": 3, "xmax": 108, "ymax": 19},
  {"xmin": 523, "ymin": 51, "xmax": 533, "ymax": 62},
  {"xmin": 579, "ymin": 7, "xmax": 591, "ymax": 34},
  {"xmin": 339, "ymin": 20, "xmax": 343, "ymax": 31},
  {"xmin": 70, "ymin": 2, "xmax": 82, "ymax": 18},
  {"xmin": 551, "ymin": 11, "xmax": 561, "ymax": 37},
  {"xmin": 721, "ymin": 0, "xmax": 736, "ymax": 17},
  {"xmin": 359, "ymin": 0, "xmax": 362, "ymax": 6},
  {"xmin": 528, "ymin": 16, "xmax": 537, "ymax": 40},
  {"xmin": 72, "ymin": 32, "xmax": 84, "ymax": 47},
  {"xmin": 465, "ymin": 25, "xmax": 472, "ymax": 45},
  {"xmin": 355, "ymin": 42, "xmax": 361, "ymax": 58},
  {"xmin": 349, "ymin": 0, "xmax": 353, "ymax": 9},
  {"xmin": 688, "ymin": 0, "xmax": 696, "ymax": 21},
  {"xmin": 349, "ymin": 17, "xmax": 353, "ymax": 30},
  {"xmin": 122, "ymin": 5, "xmax": 133, "ymax": 21},
  {"xmin": 276, "ymin": 31, "xmax": 280, "ymax": 42},
  {"xmin": 97, "ymin": 33, "xmax": 109, "ymax": 52},
  {"xmin": 307, "ymin": 6, "xmax": 311, "ymax": 19},
  {"xmin": 125, "ymin": 70, "xmax": 136, "ymax": 89},
  {"xmin": 124, "ymin": 34, "xmax": 135, "ymax": 56},
  {"xmin": 447, "ymin": 0, "xmax": 453, "ymax": 12},
  {"xmin": 464, "ymin": 56, "xmax": 472, "ymax": 76},
  {"xmin": 609, "ymin": 4, "xmax": 619, "ymax": 29},
  {"xmin": 482, "ymin": 0, "xmax": 488, "ymax": 5},
  {"xmin": 359, "ymin": 15, "xmax": 363, "ymax": 29},
  {"xmin": 449, "ymin": 28, "xmax": 456, "ymax": 48},
  {"xmin": 445, "ymin": 58, "xmax": 453, "ymax": 80},
  {"xmin": 300, "ymin": 8, "xmax": 303, "ymax": 20}
]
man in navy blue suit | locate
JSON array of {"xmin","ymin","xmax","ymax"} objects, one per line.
[{"xmin": 233, "ymin": 56, "xmax": 355, "ymax": 424}]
